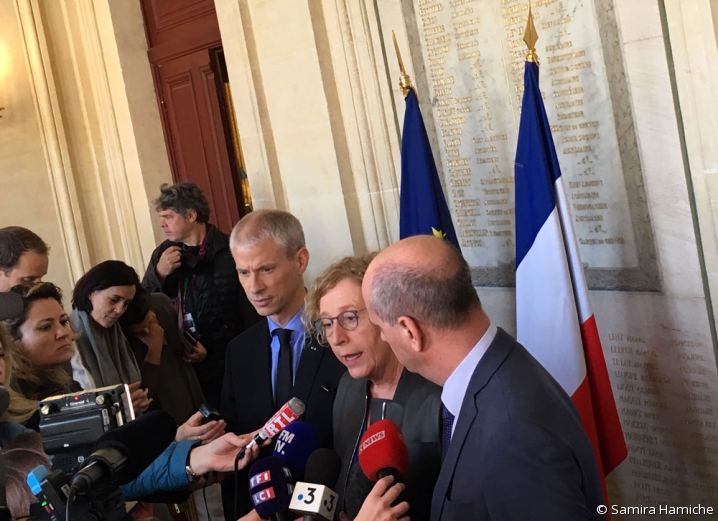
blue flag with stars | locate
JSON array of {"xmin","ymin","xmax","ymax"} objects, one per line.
[{"xmin": 399, "ymin": 89, "xmax": 460, "ymax": 249}]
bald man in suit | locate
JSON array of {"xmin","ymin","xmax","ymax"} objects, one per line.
[{"xmin": 361, "ymin": 236, "xmax": 604, "ymax": 521}]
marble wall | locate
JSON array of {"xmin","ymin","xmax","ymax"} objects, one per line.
[{"xmin": 0, "ymin": 0, "xmax": 172, "ymax": 297}]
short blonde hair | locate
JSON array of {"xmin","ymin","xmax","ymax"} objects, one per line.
[
  {"xmin": 230, "ymin": 209, "xmax": 305, "ymax": 256},
  {"xmin": 303, "ymin": 253, "xmax": 377, "ymax": 345}
]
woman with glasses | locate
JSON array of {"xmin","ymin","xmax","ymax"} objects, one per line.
[{"xmin": 304, "ymin": 254, "xmax": 442, "ymax": 521}]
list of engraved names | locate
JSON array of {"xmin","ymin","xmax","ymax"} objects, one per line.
[{"xmin": 414, "ymin": 0, "xmax": 638, "ymax": 270}]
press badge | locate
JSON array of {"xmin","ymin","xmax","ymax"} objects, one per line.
[{"xmin": 183, "ymin": 312, "xmax": 197, "ymax": 333}]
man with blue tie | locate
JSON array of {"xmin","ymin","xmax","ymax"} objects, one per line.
[
  {"xmin": 220, "ymin": 209, "xmax": 345, "ymax": 518},
  {"xmin": 361, "ymin": 235, "xmax": 605, "ymax": 521}
]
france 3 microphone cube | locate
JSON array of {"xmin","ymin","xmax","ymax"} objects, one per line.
[{"xmin": 289, "ymin": 482, "xmax": 338, "ymax": 521}]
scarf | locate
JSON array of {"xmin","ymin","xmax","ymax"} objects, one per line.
[{"xmin": 71, "ymin": 309, "xmax": 141, "ymax": 387}]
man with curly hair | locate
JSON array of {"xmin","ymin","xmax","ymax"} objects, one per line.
[{"xmin": 143, "ymin": 182, "xmax": 258, "ymax": 409}]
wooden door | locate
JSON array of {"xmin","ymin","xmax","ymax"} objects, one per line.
[
  {"xmin": 155, "ymin": 50, "xmax": 240, "ymax": 232},
  {"xmin": 142, "ymin": 0, "xmax": 245, "ymax": 234}
]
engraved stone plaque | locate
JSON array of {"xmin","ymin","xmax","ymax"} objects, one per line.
[{"xmin": 407, "ymin": 0, "xmax": 659, "ymax": 290}]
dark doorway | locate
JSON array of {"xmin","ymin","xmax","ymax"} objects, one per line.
[{"xmin": 141, "ymin": 0, "xmax": 250, "ymax": 234}]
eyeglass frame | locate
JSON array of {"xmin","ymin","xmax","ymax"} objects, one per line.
[{"xmin": 313, "ymin": 308, "xmax": 367, "ymax": 339}]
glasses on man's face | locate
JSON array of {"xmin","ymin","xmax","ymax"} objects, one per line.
[{"xmin": 314, "ymin": 309, "xmax": 366, "ymax": 338}]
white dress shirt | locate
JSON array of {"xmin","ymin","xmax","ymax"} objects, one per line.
[{"xmin": 441, "ymin": 323, "xmax": 498, "ymax": 437}]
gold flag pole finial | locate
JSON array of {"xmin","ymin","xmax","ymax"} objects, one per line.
[
  {"xmin": 392, "ymin": 30, "xmax": 413, "ymax": 97},
  {"xmin": 523, "ymin": 5, "xmax": 539, "ymax": 64}
]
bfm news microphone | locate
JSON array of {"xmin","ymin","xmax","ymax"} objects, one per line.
[
  {"xmin": 272, "ymin": 420, "xmax": 319, "ymax": 480},
  {"xmin": 288, "ymin": 448, "xmax": 342, "ymax": 521},
  {"xmin": 249, "ymin": 456, "xmax": 294, "ymax": 521},
  {"xmin": 235, "ymin": 397, "xmax": 306, "ymax": 461},
  {"xmin": 69, "ymin": 410, "xmax": 177, "ymax": 497},
  {"xmin": 358, "ymin": 418, "xmax": 409, "ymax": 482}
]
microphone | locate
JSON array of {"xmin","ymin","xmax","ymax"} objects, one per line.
[
  {"xmin": 358, "ymin": 418, "xmax": 408, "ymax": 482},
  {"xmin": 288, "ymin": 448, "xmax": 342, "ymax": 521},
  {"xmin": 248, "ymin": 456, "xmax": 294, "ymax": 521},
  {"xmin": 68, "ymin": 410, "xmax": 176, "ymax": 497},
  {"xmin": 234, "ymin": 397, "xmax": 306, "ymax": 520},
  {"xmin": 235, "ymin": 397, "xmax": 306, "ymax": 461},
  {"xmin": 272, "ymin": 421, "xmax": 319, "ymax": 480}
]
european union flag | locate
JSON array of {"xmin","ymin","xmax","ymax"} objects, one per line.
[{"xmin": 400, "ymin": 89, "xmax": 460, "ymax": 249}]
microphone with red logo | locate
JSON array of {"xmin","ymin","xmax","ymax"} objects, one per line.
[
  {"xmin": 358, "ymin": 419, "xmax": 409, "ymax": 483},
  {"xmin": 248, "ymin": 456, "xmax": 294, "ymax": 521},
  {"xmin": 235, "ymin": 397, "xmax": 306, "ymax": 462},
  {"xmin": 233, "ymin": 397, "xmax": 305, "ymax": 520}
]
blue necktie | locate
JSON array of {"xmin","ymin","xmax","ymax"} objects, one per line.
[{"xmin": 441, "ymin": 405, "xmax": 455, "ymax": 462}]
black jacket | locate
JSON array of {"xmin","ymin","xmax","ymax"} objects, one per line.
[
  {"xmin": 220, "ymin": 319, "xmax": 346, "ymax": 518},
  {"xmin": 333, "ymin": 369, "xmax": 442, "ymax": 520},
  {"xmin": 142, "ymin": 224, "xmax": 259, "ymax": 406},
  {"xmin": 123, "ymin": 293, "xmax": 206, "ymax": 425}
]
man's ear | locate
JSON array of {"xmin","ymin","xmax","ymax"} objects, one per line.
[
  {"xmin": 396, "ymin": 315, "xmax": 424, "ymax": 354},
  {"xmin": 186, "ymin": 209, "xmax": 198, "ymax": 224},
  {"xmin": 295, "ymin": 247, "xmax": 310, "ymax": 276}
]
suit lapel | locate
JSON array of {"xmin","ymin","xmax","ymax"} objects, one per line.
[
  {"xmin": 292, "ymin": 334, "xmax": 324, "ymax": 407},
  {"xmin": 431, "ymin": 328, "xmax": 515, "ymax": 521}
]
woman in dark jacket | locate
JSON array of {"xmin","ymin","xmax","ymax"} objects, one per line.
[
  {"xmin": 305, "ymin": 254, "xmax": 442, "ymax": 521},
  {"xmin": 120, "ymin": 285, "xmax": 206, "ymax": 426}
]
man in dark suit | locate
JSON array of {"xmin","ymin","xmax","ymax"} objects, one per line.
[
  {"xmin": 221, "ymin": 209, "xmax": 346, "ymax": 518},
  {"xmin": 361, "ymin": 235, "xmax": 605, "ymax": 521}
]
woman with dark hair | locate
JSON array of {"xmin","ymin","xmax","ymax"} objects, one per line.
[
  {"xmin": 70, "ymin": 260, "xmax": 152, "ymax": 413},
  {"xmin": 3, "ymin": 282, "xmax": 81, "ymax": 401},
  {"xmin": 119, "ymin": 285, "xmax": 206, "ymax": 426}
]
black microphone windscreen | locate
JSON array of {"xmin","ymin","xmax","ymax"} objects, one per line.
[
  {"xmin": 92, "ymin": 410, "xmax": 176, "ymax": 485},
  {"xmin": 304, "ymin": 448, "xmax": 342, "ymax": 488}
]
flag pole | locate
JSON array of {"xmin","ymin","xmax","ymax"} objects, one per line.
[
  {"xmin": 391, "ymin": 30, "xmax": 413, "ymax": 98},
  {"xmin": 523, "ymin": 6, "xmax": 539, "ymax": 64}
]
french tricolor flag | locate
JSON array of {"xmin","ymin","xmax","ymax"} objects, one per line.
[{"xmin": 514, "ymin": 59, "xmax": 627, "ymax": 502}]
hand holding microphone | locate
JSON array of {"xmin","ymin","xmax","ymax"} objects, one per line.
[
  {"xmin": 352, "ymin": 419, "xmax": 411, "ymax": 521},
  {"xmin": 188, "ymin": 431, "xmax": 261, "ymax": 475},
  {"xmin": 233, "ymin": 397, "xmax": 306, "ymax": 521},
  {"xmin": 235, "ymin": 397, "xmax": 306, "ymax": 461}
]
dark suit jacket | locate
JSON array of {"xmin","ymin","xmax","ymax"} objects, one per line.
[
  {"xmin": 220, "ymin": 319, "xmax": 346, "ymax": 517},
  {"xmin": 431, "ymin": 328, "xmax": 605, "ymax": 521}
]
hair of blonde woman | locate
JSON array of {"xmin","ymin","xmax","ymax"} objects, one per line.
[
  {"xmin": 303, "ymin": 252, "xmax": 378, "ymax": 346},
  {"xmin": 3, "ymin": 282, "xmax": 76, "ymax": 399},
  {"xmin": 0, "ymin": 323, "xmax": 37, "ymax": 424}
]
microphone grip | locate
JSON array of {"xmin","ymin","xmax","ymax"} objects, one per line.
[
  {"xmin": 271, "ymin": 513, "xmax": 290, "ymax": 521},
  {"xmin": 376, "ymin": 467, "xmax": 402, "ymax": 483},
  {"xmin": 234, "ymin": 437, "xmax": 258, "ymax": 462}
]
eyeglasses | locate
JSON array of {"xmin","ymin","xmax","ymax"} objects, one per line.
[{"xmin": 314, "ymin": 309, "xmax": 366, "ymax": 337}]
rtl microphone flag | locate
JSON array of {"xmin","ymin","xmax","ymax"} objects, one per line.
[{"xmin": 514, "ymin": 9, "xmax": 626, "ymax": 507}]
